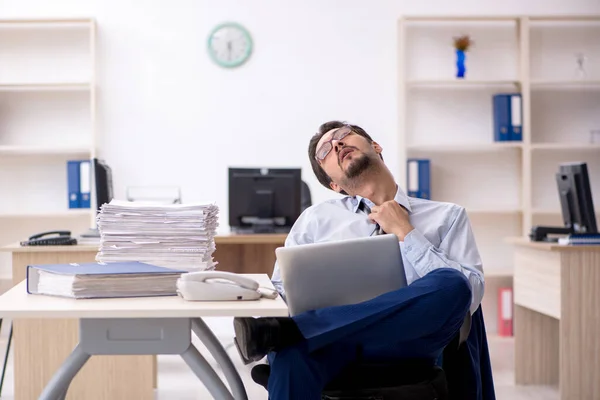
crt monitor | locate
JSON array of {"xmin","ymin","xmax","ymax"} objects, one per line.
[
  {"xmin": 556, "ymin": 162, "xmax": 598, "ymax": 234},
  {"xmin": 228, "ymin": 168, "xmax": 302, "ymax": 233}
]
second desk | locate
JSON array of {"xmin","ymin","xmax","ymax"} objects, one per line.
[{"xmin": 507, "ymin": 237, "xmax": 600, "ymax": 400}]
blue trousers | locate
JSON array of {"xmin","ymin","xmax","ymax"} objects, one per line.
[{"xmin": 267, "ymin": 268, "xmax": 472, "ymax": 400}]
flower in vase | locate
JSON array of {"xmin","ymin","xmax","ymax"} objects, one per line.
[
  {"xmin": 453, "ymin": 34, "xmax": 473, "ymax": 52},
  {"xmin": 453, "ymin": 34, "xmax": 473, "ymax": 79}
]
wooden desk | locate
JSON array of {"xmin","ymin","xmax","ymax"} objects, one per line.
[
  {"xmin": 0, "ymin": 275, "xmax": 287, "ymax": 400},
  {"xmin": 2, "ymin": 232, "xmax": 287, "ymax": 275},
  {"xmin": 0, "ymin": 232, "xmax": 286, "ymax": 400},
  {"xmin": 212, "ymin": 233, "xmax": 286, "ymax": 274},
  {"xmin": 507, "ymin": 237, "xmax": 600, "ymax": 400}
]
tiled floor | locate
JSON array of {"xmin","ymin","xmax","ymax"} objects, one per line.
[
  {"xmin": 486, "ymin": 335, "xmax": 558, "ymax": 400},
  {"xmin": 0, "ymin": 317, "xmax": 559, "ymax": 399}
]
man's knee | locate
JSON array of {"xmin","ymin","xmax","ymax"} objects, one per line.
[
  {"xmin": 429, "ymin": 268, "xmax": 470, "ymax": 290},
  {"xmin": 426, "ymin": 269, "xmax": 472, "ymax": 309}
]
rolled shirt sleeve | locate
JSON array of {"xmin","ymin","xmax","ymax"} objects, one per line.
[{"xmin": 402, "ymin": 206, "xmax": 485, "ymax": 314}]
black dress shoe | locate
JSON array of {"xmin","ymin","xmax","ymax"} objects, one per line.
[
  {"xmin": 233, "ymin": 317, "xmax": 303, "ymax": 365},
  {"xmin": 251, "ymin": 364, "xmax": 271, "ymax": 390},
  {"xmin": 233, "ymin": 317, "xmax": 280, "ymax": 365}
]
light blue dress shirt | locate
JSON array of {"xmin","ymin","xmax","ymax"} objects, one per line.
[{"xmin": 271, "ymin": 186, "xmax": 485, "ymax": 314}]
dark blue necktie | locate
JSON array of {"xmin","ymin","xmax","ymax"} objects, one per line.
[{"xmin": 358, "ymin": 201, "xmax": 386, "ymax": 235}]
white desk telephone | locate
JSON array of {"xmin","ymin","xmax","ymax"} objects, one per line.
[{"xmin": 176, "ymin": 271, "xmax": 279, "ymax": 301}]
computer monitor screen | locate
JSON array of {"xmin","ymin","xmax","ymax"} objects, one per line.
[
  {"xmin": 556, "ymin": 162, "xmax": 598, "ymax": 234},
  {"xmin": 93, "ymin": 158, "xmax": 114, "ymax": 214},
  {"xmin": 228, "ymin": 168, "xmax": 302, "ymax": 233}
]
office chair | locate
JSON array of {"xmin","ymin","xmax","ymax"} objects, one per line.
[
  {"xmin": 301, "ymin": 180, "xmax": 312, "ymax": 212},
  {"xmin": 251, "ymin": 312, "xmax": 472, "ymax": 400}
]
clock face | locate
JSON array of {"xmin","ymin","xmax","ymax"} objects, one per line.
[{"xmin": 207, "ymin": 22, "xmax": 253, "ymax": 68}]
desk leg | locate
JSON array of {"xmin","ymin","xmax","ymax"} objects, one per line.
[
  {"xmin": 560, "ymin": 251, "xmax": 600, "ymax": 399},
  {"xmin": 38, "ymin": 318, "xmax": 242, "ymax": 400},
  {"xmin": 38, "ymin": 344, "xmax": 91, "ymax": 400},
  {"xmin": 192, "ymin": 318, "xmax": 248, "ymax": 400},
  {"xmin": 181, "ymin": 344, "xmax": 234, "ymax": 400},
  {"xmin": 514, "ymin": 305, "xmax": 559, "ymax": 386}
]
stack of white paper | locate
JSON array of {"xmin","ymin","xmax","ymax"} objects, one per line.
[{"xmin": 96, "ymin": 200, "xmax": 219, "ymax": 271}]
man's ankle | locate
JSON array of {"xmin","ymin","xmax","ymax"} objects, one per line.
[{"xmin": 233, "ymin": 317, "xmax": 304, "ymax": 364}]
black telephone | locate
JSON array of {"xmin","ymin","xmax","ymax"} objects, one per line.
[{"xmin": 20, "ymin": 231, "xmax": 77, "ymax": 246}]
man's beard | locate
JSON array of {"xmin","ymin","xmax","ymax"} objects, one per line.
[
  {"xmin": 344, "ymin": 153, "xmax": 373, "ymax": 179},
  {"xmin": 343, "ymin": 154, "xmax": 374, "ymax": 189}
]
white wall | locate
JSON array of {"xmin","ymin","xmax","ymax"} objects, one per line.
[{"xmin": 2, "ymin": 0, "xmax": 599, "ymax": 228}]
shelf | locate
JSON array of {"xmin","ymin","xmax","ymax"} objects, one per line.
[
  {"xmin": 407, "ymin": 142, "xmax": 523, "ymax": 153},
  {"xmin": 532, "ymin": 208, "xmax": 560, "ymax": 215},
  {"xmin": 467, "ymin": 208, "xmax": 522, "ymax": 215},
  {"xmin": 531, "ymin": 143, "xmax": 600, "ymax": 151},
  {"xmin": 399, "ymin": 14, "xmax": 600, "ymax": 325},
  {"xmin": 410, "ymin": 143, "xmax": 600, "ymax": 152},
  {"xmin": 0, "ymin": 19, "xmax": 92, "ymax": 28},
  {"xmin": 531, "ymin": 81, "xmax": 600, "ymax": 90},
  {"xmin": 487, "ymin": 334, "xmax": 515, "ymax": 344},
  {"xmin": 407, "ymin": 80, "xmax": 520, "ymax": 89},
  {"xmin": 0, "ymin": 83, "xmax": 91, "ymax": 92},
  {"xmin": 403, "ymin": 16, "xmax": 520, "ymax": 22},
  {"xmin": 0, "ymin": 146, "xmax": 91, "ymax": 156},
  {"xmin": 484, "ymin": 267, "xmax": 514, "ymax": 278},
  {"xmin": 529, "ymin": 16, "xmax": 600, "ymax": 22},
  {"xmin": 532, "ymin": 208, "xmax": 600, "ymax": 215},
  {"xmin": 0, "ymin": 210, "xmax": 91, "ymax": 218}
]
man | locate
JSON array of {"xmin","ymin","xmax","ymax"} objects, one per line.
[{"xmin": 234, "ymin": 121, "xmax": 486, "ymax": 399}]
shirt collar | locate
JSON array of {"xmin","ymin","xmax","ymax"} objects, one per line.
[{"xmin": 351, "ymin": 185, "xmax": 412, "ymax": 214}]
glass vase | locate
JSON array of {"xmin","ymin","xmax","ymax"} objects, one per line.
[{"xmin": 456, "ymin": 49, "xmax": 466, "ymax": 79}]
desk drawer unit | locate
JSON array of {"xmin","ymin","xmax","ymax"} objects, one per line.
[{"xmin": 513, "ymin": 247, "xmax": 561, "ymax": 320}]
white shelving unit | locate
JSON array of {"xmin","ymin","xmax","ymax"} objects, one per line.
[
  {"xmin": 398, "ymin": 15, "xmax": 600, "ymax": 333},
  {"xmin": 0, "ymin": 18, "xmax": 97, "ymax": 277}
]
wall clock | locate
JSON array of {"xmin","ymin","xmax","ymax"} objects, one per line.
[{"xmin": 207, "ymin": 22, "xmax": 253, "ymax": 68}]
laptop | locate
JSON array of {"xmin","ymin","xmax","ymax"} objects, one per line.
[{"xmin": 276, "ymin": 234, "xmax": 408, "ymax": 316}]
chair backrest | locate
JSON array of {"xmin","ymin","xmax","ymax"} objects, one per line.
[
  {"xmin": 301, "ymin": 180, "xmax": 312, "ymax": 212},
  {"xmin": 442, "ymin": 306, "xmax": 496, "ymax": 400},
  {"xmin": 459, "ymin": 312, "xmax": 472, "ymax": 345}
]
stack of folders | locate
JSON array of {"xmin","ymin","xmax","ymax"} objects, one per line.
[
  {"xmin": 96, "ymin": 200, "xmax": 219, "ymax": 272},
  {"xmin": 26, "ymin": 261, "xmax": 185, "ymax": 299}
]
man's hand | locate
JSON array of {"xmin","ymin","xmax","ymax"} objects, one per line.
[{"xmin": 369, "ymin": 201, "xmax": 414, "ymax": 241}]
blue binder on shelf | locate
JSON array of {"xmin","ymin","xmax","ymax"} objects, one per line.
[
  {"xmin": 493, "ymin": 93, "xmax": 522, "ymax": 142},
  {"xmin": 407, "ymin": 158, "xmax": 430, "ymax": 199},
  {"xmin": 67, "ymin": 160, "xmax": 81, "ymax": 209},
  {"xmin": 509, "ymin": 93, "xmax": 522, "ymax": 141},
  {"xmin": 79, "ymin": 160, "xmax": 91, "ymax": 208}
]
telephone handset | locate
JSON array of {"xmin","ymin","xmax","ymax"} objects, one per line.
[
  {"xmin": 20, "ymin": 231, "xmax": 77, "ymax": 247},
  {"xmin": 176, "ymin": 271, "xmax": 278, "ymax": 301}
]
